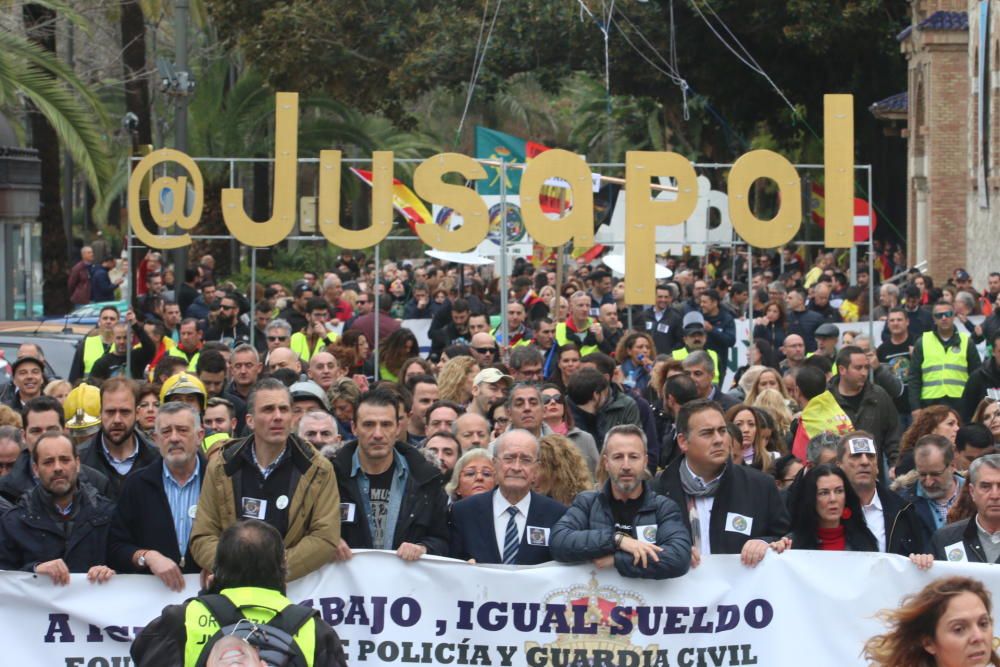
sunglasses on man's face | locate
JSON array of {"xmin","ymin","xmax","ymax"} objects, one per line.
[
  {"xmin": 933, "ymin": 311, "xmax": 954, "ymax": 319},
  {"xmin": 267, "ymin": 335, "xmax": 289, "ymax": 342},
  {"xmin": 473, "ymin": 347, "xmax": 497, "ymax": 355}
]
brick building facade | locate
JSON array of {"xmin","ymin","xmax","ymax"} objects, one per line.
[{"xmin": 899, "ymin": 2, "xmax": 970, "ymax": 282}]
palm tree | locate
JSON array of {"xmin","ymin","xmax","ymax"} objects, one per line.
[{"xmin": 0, "ymin": 5, "xmax": 117, "ymax": 311}]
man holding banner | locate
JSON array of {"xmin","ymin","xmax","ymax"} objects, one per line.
[{"xmin": 654, "ymin": 400, "xmax": 789, "ymax": 568}]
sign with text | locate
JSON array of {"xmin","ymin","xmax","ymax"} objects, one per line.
[{"xmin": 5, "ymin": 551, "xmax": 997, "ymax": 666}]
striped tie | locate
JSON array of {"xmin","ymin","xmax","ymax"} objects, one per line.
[{"xmin": 502, "ymin": 506, "xmax": 520, "ymax": 564}]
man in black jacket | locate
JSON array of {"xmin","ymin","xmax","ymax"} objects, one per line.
[
  {"xmin": 0, "ymin": 397, "xmax": 111, "ymax": 503},
  {"xmin": 0, "ymin": 433, "xmax": 115, "ymax": 584},
  {"xmin": 836, "ymin": 431, "xmax": 924, "ymax": 555},
  {"xmin": 961, "ymin": 330, "xmax": 1000, "ymax": 422},
  {"xmin": 108, "ymin": 401, "xmax": 206, "ymax": 589},
  {"xmin": 89, "ymin": 316, "xmax": 158, "ymax": 381},
  {"xmin": 653, "ymin": 399, "xmax": 789, "ymax": 567},
  {"xmin": 551, "ymin": 425, "xmax": 690, "ymax": 579},
  {"xmin": 78, "ymin": 377, "xmax": 161, "ymax": 500},
  {"xmin": 829, "ymin": 346, "xmax": 901, "ymax": 475},
  {"xmin": 639, "ymin": 284, "xmax": 683, "ymax": 356},
  {"xmin": 931, "ymin": 453, "xmax": 1000, "ymax": 563},
  {"xmin": 332, "ymin": 388, "xmax": 449, "ymax": 560}
]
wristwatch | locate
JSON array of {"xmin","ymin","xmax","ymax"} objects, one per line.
[{"xmin": 136, "ymin": 551, "xmax": 148, "ymax": 569}]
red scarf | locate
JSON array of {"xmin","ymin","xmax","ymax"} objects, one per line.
[{"xmin": 817, "ymin": 525, "xmax": 846, "ymax": 551}]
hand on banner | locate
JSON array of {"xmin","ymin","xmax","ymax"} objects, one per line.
[
  {"xmin": 592, "ymin": 555, "xmax": 615, "ymax": 569},
  {"xmin": 200, "ymin": 568, "xmax": 213, "ymax": 591},
  {"xmin": 619, "ymin": 536, "xmax": 662, "ymax": 568},
  {"xmin": 396, "ymin": 542, "xmax": 428, "ymax": 562},
  {"xmin": 333, "ymin": 541, "xmax": 353, "ymax": 562},
  {"xmin": 147, "ymin": 551, "xmax": 185, "ymax": 591},
  {"xmin": 34, "ymin": 558, "xmax": 70, "ymax": 585},
  {"xmin": 690, "ymin": 546, "xmax": 701, "ymax": 569},
  {"xmin": 908, "ymin": 553, "xmax": 934, "ymax": 571},
  {"xmin": 769, "ymin": 537, "xmax": 793, "ymax": 554},
  {"xmin": 740, "ymin": 539, "xmax": 770, "ymax": 567},
  {"xmin": 86, "ymin": 565, "xmax": 115, "ymax": 584}
]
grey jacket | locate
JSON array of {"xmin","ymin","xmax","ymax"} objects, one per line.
[{"xmin": 550, "ymin": 481, "xmax": 691, "ymax": 579}]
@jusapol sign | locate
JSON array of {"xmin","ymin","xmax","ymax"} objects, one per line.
[{"xmin": 127, "ymin": 93, "xmax": 856, "ymax": 305}]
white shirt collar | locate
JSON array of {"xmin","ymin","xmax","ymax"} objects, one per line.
[
  {"xmin": 684, "ymin": 458, "xmax": 724, "ymax": 486},
  {"xmin": 493, "ymin": 488, "xmax": 531, "ymax": 520},
  {"xmin": 862, "ymin": 490, "xmax": 882, "ymax": 511}
]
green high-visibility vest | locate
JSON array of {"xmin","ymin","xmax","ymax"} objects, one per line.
[
  {"xmin": 168, "ymin": 346, "xmax": 200, "ymax": 372},
  {"xmin": 554, "ymin": 321, "xmax": 599, "ymax": 356},
  {"xmin": 290, "ymin": 331, "xmax": 337, "ymax": 362},
  {"xmin": 182, "ymin": 587, "xmax": 316, "ymax": 667},
  {"xmin": 920, "ymin": 331, "xmax": 970, "ymax": 400},
  {"xmin": 82, "ymin": 335, "xmax": 109, "ymax": 375}
]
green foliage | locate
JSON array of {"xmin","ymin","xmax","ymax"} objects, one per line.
[{"xmin": 0, "ymin": 28, "xmax": 118, "ymax": 219}]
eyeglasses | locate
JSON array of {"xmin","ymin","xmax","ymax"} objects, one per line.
[
  {"xmin": 541, "ymin": 394, "xmax": 562, "ymax": 405},
  {"xmin": 494, "ymin": 417, "xmax": 510, "ymax": 425},
  {"xmin": 220, "ymin": 304, "xmax": 237, "ymax": 311},
  {"xmin": 933, "ymin": 311, "xmax": 954, "ymax": 319},
  {"xmin": 499, "ymin": 454, "xmax": 536, "ymax": 466},
  {"xmin": 267, "ymin": 335, "xmax": 289, "ymax": 342},
  {"xmin": 473, "ymin": 347, "xmax": 497, "ymax": 355},
  {"xmin": 460, "ymin": 467, "xmax": 495, "ymax": 479}
]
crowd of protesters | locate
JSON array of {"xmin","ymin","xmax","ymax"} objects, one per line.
[{"xmin": 0, "ymin": 239, "xmax": 997, "ymax": 663}]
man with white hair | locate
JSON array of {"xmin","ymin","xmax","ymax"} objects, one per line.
[
  {"xmin": 323, "ymin": 274, "xmax": 353, "ymax": 322},
  {"xmin": 449, "ymin": 429, "xmax": 566, "ymax": 564},
  {"xmin": 297, "ymin": 410, "xmax": 340, "ymax": 451}
]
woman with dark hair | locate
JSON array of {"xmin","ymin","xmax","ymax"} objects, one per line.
[
  {"xmin": 864, "ymin": 576, "xmax": 1000, "ymax": 666},
  {"xmin": 400, "ymin": 356, "xmax": 435, "ymax": 384},
  {"xmin": 615, "ymin": 332, "xmax": 656, "ymax": 393},
  {"xmin": 364, "ymin": 328, "xmax": 418, "ymax": 382},
  {"xmin": 775, "ymin": 464, "xmax": 878, "ymax": 552},
  {"xmin": 335, "ymin": 329, "xmax": 370, "ymax": 376},
  {"xmin": 771, "ymin": 453, "xmax": 803, "ymax": 491},
  {"xmin": 548, "ymin": 343, "xmax": 581, "ymax": 392},
  {"xmin": 752, "ymin": 300, "xmax": 787, "ymax": 354},
  {"xmin": 540, "ymin": 383, "xmax": 599, "ymax": 474}
]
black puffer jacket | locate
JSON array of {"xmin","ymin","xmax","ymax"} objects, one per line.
[{"xmin": 550, "ymin": 482, "xmax": 690, "ymax": 579}]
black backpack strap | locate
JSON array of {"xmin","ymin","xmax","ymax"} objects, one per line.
[
  {"xmin": 267, "ymin": 603, "xmax": 317, "ymax": 637},
  {"xmin": 193, "ymin": 595, "xmax": 247, "ymax": 667}
]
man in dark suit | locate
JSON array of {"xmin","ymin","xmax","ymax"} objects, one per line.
[
  {"xmin": 449, "ymin": 430, "xmax": 566, "ymax": 564},
  {"xmin": 108, "ymin": 401, "xmax": 206, "ymax": 590}
]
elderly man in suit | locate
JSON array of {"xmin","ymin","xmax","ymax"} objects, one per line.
[{"xmin": 449, "ymin": 429, "xmax": 566, "ymax": 564}]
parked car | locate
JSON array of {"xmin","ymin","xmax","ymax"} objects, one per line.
[
  {"xmin": 42, "ymin": 300, "xmax": 128, "ymax": 327},
  {"xmin": 0, "ymin": 323, "xmax": 92, "ymax": 383}
]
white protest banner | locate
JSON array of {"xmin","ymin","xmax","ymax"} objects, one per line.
[{"xmin": 4, "ymin": 551, "xmax": 1000, "ymax": 666}]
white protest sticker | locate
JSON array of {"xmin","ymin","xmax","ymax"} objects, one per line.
[
  {"xmin": 726, "ymin": 513, "xmax": 753, "ymax": 536},
  {"xmin": 945, "ymin": 541, "xmax": 969, "ymax": 563}
]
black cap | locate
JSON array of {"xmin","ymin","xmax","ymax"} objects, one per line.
[
  {"xmin": 11, "ymin": 355, "xmax": 44, "ymax": 375},
  {"xmin": 815, "ymin": 323, "xmax": 839, "ymax": 338}
]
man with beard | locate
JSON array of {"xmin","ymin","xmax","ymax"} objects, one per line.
[
  {"xmin": 468, "ymin": 368, "xmax": 512, "ymax": 418},
  {"xmin": 0, "ymin": 397, "xmax": 111, "ymax": 503},
  {"xmin": 892, "ymin": 435, "xmax": 965, "ymax": 550},
  {"xmin": 78, "ymin": 377, "xmax": 161, "ymax": 500},
  {"xmin": 107, "ymin": 402, "xmax": 206, "ymax": 588},
  {"xmin": 203, "ymin": 292, "xmax": 251, "ymax": 348},
  {"xmin": 552, "ymin": 425, "xmax": 690, "ymax": 579},
  {"xmin": 450, "ymin": 429, "xmax": 566, "ymax": 564},
  {"xmin": 0, "ymin": 433, "xmax": 116, "ymax": 584}
]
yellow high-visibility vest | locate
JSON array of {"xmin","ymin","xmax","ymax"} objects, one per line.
[{"xmin": 920, "ymin": 331, "xmax": 970, "ymax": 400}]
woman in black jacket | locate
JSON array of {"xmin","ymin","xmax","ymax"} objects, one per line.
[
  {"xmin": 752, "ymin": 300, "xmax": 788, "ymax": 357},
  {"xmin": 776, "ymin": 464, "xmax": 878, "ymax": 552}
]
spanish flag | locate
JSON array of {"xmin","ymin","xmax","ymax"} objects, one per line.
[
  {"xmin": 791, "ymin": 390, "xmax": 853, "ymax": 460},
  {"xmin": 811, "ymin": 182, "xmax": 825, "ymax": 227},
  {"xmin": 349, "ymin": 168, "xmax": 432, "ymax": 233}
]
